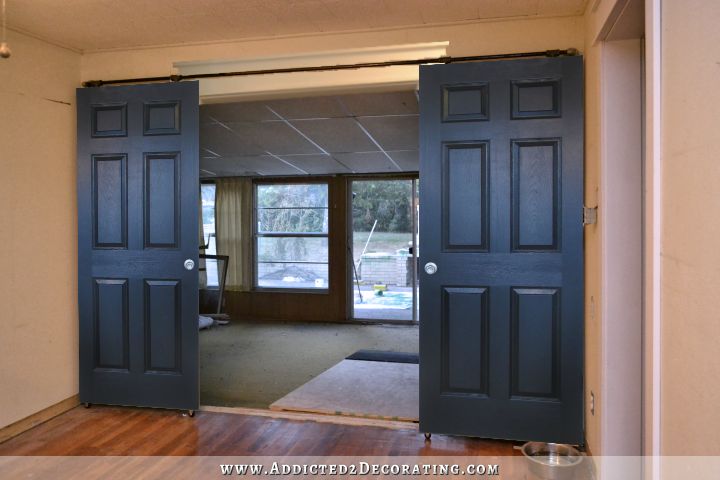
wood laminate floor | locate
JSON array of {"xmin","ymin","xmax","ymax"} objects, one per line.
[{"xmin": 0, "ymin": 405, "xmax": 518, "ymax": 456}]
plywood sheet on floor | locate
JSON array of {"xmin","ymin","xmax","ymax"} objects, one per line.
[{"xmin": 269, "ymin": 359, "xmax": 418, "ymax": 421}]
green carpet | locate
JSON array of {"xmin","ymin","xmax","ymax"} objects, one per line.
[{"xmin": 199, "ymin": 320, "xmax": 419, "ymax": 409}]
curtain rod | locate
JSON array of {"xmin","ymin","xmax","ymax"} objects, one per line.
[{"xmin": 82, "ymin": 48, "xmax": 579, "ymax": 88}]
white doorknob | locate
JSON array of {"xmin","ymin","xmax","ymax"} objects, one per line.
[
  {"xmin": 184, "ymin": 259, "xmax": 195, "ymax": 271},
  {"xmin": 424, "ymin": 262, "xmax": 438, "ymax": 275}
]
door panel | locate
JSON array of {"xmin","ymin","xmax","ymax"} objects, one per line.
[
  {"xmin": 78, "ymin": 82, "xmax": 199, "ymax": 410},
  {"xmin": 92, "ymin": 155, "xmax": 127, "ymax": 248},
  {"xmin": 419, "ymin": 57, "xmax": 583, "ymax": 444},
  {"xmin": 93, "ymin": 278, "xmax": 129, "ymax": 370},
  {"xmin": 511, "ymin": 287, "xmax": 560, "ymax": 400},
  {"xmin": 442, "ymin": 287, "xmax": 489, "ymax": 395},
  {"xmin": 144, "ymin": 152, "xmax": 180, "ymax": 248},
  {"xmin": 444, "ymin": 143, "xmax": 488, "ymax": 250}
]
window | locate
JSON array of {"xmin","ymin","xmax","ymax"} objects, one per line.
[
  {"xmin": 255, "ymin": 183, "xmax": 329, "ymax": 290},
  {"xmin": 200, "ymin": 183, "xmax": 219, "ymax": 287},
  {"xmin": 201, "ymin": 183, "xmax": 217, "ymax": 255}
]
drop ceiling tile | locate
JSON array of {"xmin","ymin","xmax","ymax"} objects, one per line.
[
  {"xmin": 265, "ymin": 97, "xmax": 347, "ymax": 119},
  {"xmin": 290, "ymin": 118, "xmax": 377, "ymax": 153},
  {"xmin": 200, "ymin": 102, "xmax": 278, "ymax": 123},
  {"xmin": 333, "ymin": 152, "xmax": 397, "ymax": 174},
  {"xmin": 200, "ymin": 108, "xmax": 218, "ymax": 125},
  {"xmin": 201, "ymin": 155, "xmax": 299, "ymax": 177},
  {"xmin": 387, "ymin": 150, "xmax": 419, "ymax": 172},
  {"xmin": 237, "ymin": 157, "xmax": 301, "ymax": 176},
  {"xmin": 279, "ymin": 155, "xmax": 352, "ymax": 175},
  {"xmin": 200, "ymin": 157, "xmax": 261, "ymax": 177},
  {"xmin": 338, "ymin": 91, "xmax": 419, "ymax": 116},
  {"xmin": 201, "ymin": 147, "xmax": 221, "ymax": 158},
  {"xmin": 357, "ymin": 116, "xmax": 419, "ymax": 151},
  {"xmin": 200, "ymin": 160, "xmax": 260, "ymax": 178},
  {"xmin": 200, "ymin": 123, "xmax": 266, "ymax": 156},
  {"xmin": 225, "ymin": 122, "xmax": 322, "ymax": 155}
]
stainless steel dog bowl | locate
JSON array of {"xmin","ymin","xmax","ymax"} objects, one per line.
[{"xmin": 521, "ymin": 442, "xmax": 584, "ymax": 480}]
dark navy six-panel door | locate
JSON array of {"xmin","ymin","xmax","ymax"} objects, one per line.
[
  {"xmin": 419, "ymin": 57, "xmax": 584, "ymax": 444},
  {"xmin": 77, "ymin": 82, "xmax": 199, "ymax": 410}
]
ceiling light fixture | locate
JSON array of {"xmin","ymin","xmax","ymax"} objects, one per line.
[{"xmin": 0, "ymin": 0, "xmax": 10, "ymax": 59}]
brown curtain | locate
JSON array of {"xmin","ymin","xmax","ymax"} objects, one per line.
[{"xmin": 215, "ymin": 177, "xmax": 253, "ymax": 291}]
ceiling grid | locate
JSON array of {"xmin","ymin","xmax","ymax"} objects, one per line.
[{"xmin": 200, "ymin": 90, "xmax": 420, "ymax": 178}]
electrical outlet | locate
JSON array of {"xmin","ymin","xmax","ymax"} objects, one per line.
[{"xmin": 590, "ymin": 391, "xmax": 595, "ymax": 416}]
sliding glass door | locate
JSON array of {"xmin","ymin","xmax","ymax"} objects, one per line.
[{"xmin": 350, "ymin": 178, "xmax": 418, "ymax": 322}]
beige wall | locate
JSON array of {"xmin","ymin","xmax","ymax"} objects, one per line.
[
  {"xmin": 0, "ymin": 31, "xmax": 81, "ymax": 429},
  {"xmin": 660, "ymin": 0, "xmax": 720, "ymax": 455},
  {"xmin": 80, "ymin": 16, "xmax": 584, "ymax": 81},
  {"xmin": 582, "ymin": 12, "xmax": 603, "ymax": 453}
]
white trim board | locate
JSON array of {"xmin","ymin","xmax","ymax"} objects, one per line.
[
  {"xmin": 174, "ymin": 42, "xmax": 449, "ymax": 102},
  {"xmin": 599, "ymin": 38, "xmax": 643, "ymax": 458}
]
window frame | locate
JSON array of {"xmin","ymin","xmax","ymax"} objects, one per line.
[
  {"xmin": 253, "ymin": 178, "xmax": 331, "ymax": 293},
  {"xmin": 199, "ymin": 180, "xmax": 220, "ymax": 289}
]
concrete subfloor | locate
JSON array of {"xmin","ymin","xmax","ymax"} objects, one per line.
[{"xmin": 199, "ymin": 320, "xmax": 419, "ymax": 409}]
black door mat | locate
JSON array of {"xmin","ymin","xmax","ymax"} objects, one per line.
[{"xmin": 346, "ymin": 350, "xmax": 419, "ymax": 364}]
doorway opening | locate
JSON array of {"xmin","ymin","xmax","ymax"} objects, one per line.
[
  {"xmin": 350, "ymin": 177, "xmax": 419, "ymax": 322},
  {"xmin": 196, "ymin": 89, "xmax": 420, "ymax": 422},
  {"xmin": 76, "ymin": 53, "xmax": 599, "ymax": 444}
]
